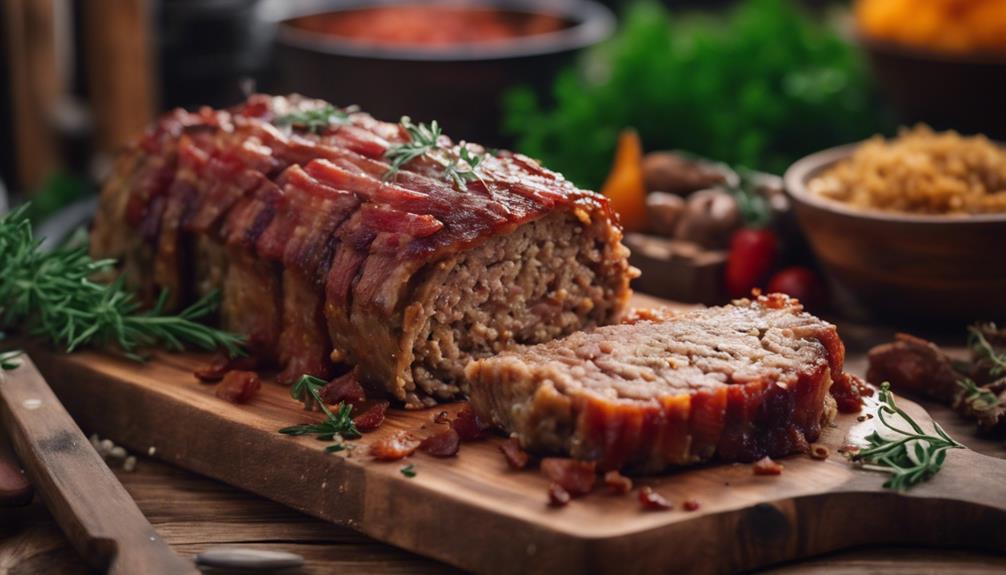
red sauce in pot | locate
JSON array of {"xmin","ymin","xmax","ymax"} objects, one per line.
[{"xmin": 287, "ymin": 5, "xmax": 569, "ymax": 48}]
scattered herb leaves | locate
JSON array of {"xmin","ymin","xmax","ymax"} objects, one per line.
[
  {"xmin": 279, "ymin": 375, "xmax": 361, "ymax": 452},
  {"xmin": 968, "ymin": 323, "xmax": 1006, "ymax": 377},
  {"xmin": 383, "ymin": 117, "xmax": 485, "ymax": 190},
  {"xmin": 0, "ymin": 205, "xmax": 244, "ymax": 362},
  {"xmin": 400, "ymin": 463, "xmax": 417, "ymax": 478},
  {"xmin": 958, "ymin": 377, "xmax": 999, "ymax": 412},
  {"xmin": 850, "ymin": 383, "xmax": 963, "ymax": 490},
  {"xmin": 275, "ymin": 104, "xmax": 356, "ymax": 133}
]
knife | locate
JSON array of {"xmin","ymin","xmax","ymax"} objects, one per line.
[{"xmin": 0, "ymin": 355, "xmax": 198, "ymax": 574}]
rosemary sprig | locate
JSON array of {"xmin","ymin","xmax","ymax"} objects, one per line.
[
  {"xmin": 275, "ymin": 104, "xmax": 355, "ymax": 133},
  {"xmin": 850, "ymin": 383, "xmax": 964, "ymax": 490},
  {"xmin": 383, "ymin": 117, "xmax": 485, "ymax": 189},
  {"xmin": 0, "ymin": 205, "xmax": 244, "ymax": 364},
  {"xmin": 279, "ymin": 375, "xmax": 361, "ymax": 450},
  {"xmin": 958, "ymin": 377, "xmax": 999, "ymax": 411},
  {"xmin": 968, "ymin": 323, "xmax": 1006, "ymax": 377}
]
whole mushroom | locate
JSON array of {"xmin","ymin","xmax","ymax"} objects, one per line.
[
  {"xmin": 645, "ymin": 192, "xmax": 686, "ymax": 236},
  {"xmin": 673, "ymin": 189, "xmax": 741, "ymax": 248}
]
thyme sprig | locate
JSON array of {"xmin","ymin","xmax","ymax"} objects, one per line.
[
  {"xmin": 0, "ymin": 205, "xmax": 244, "ymax": 366},
  {"xmin": 958, "ymin": 377, "xmax": 999, "ymax": 411},
  {"xmin": 850, "ymin": 383, "xmax": 963, "ymax": 490},
  {"xmin": 968, "ymin": 323, "xmax": 1006, "ymax": 377},
  {"xmin": 383, "ymin": 117, "xmax": 485, "ymax": 190},
  {"xmin": 275, "ymin": 104, "xmax": 356, "ymax": 133},
  {"xmin": 279, "ymin": 375, "xmax": 361, "ymax": 451}
]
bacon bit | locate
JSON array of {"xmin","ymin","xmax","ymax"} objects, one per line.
[
  {"xmin": 603, "ymin": 470, "xmax": 633, "ymax": 494},
  {"xmin": 682, "ymin": 499, "xmax": 701, "ymax": 512},
  {"xmin": 753, "ymin": 456, "xmax": 784, "ymax": 475},
  {"xmin": 214, "ymin": 370, "xmax": 261, "ymax": 404},
  {"xmin": 434, "ymin": 410, "xmax": 451, "ymax": 424},
  {"xmin": 540, "ymin": 458, "xmax": 596, "ymax": 496},
  {"xmin": 194, "ymin": 354, "xmax": 259, "ymax": 382},
  {"xmin": 419, "ymin": 428, "xmax": 460, "ymax": 458},
  {"xmin": 320, "ymin": 372, "xmax": 367, "ymax": 407},
  {"xmin": 638, "ymin": 487, "xmax": 673, "ymax": 511},
  {"xmin": 499, "ymin": 437, "xmax": 530, "ymax": 470},
  {"xmin": 370, "ymin": 431, "xmax": 420, "ymax": 461},
  {"xmin": 809, "ymin": 444, "xmax": 830, "ymax": 460},
  {"xmin": 352, "ymin": 400, "xmax": 389, "ymax": 431},
  {"xmin": 548, "ymin": 483, "xmax": 571, "ymax": 507},
  {"xmin": 451, "ymin": 405, "xmax": 490, "ymax": 441}
]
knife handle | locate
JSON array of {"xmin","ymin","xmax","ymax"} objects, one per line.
[{"xmin": 0, "ymin": 356, "xmax": 198, "ymax": 575}]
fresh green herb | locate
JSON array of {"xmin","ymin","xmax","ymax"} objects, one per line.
[
  {"xmin": 504, "ymin": 0, "xmax": 890, "ymax": 188},
  {"xmin": 850, "ymin": 383, "xmax": 963, "ymax": 491},
  {"xmin": 0, "ymin": 349, "xmax": 21, "ymax": 371},
  {"xmin": 383, "ymin": 117, "xmax": 485, "ymax": 190},
  {"xmin": 275, "ymin": 104, "xmax": 355, "ymax": 133},
  {"xmin": 958, "ymin": 378, "xmax": 999, "ymax": 411},
  {"xmin": 400, "ymin": 463, "xmax": 416, "ymax": 478},
  {"xmin": 279, "ymin": 375, "xmax": 361, "ymax": 449},
  {"xmin": 730, "ymin": 169, "xmax": 774, "ymax": 228},
  {"xmin": 968, "ymin": 323, "xmax": 1006, "ymax": 377},
  {"xmin": 0, "ymin": 205, "xmax": 244, "ymax": 361},
  {"xmin": 384, "ymin": 117, "xmax": 443, "ymax": 181}
]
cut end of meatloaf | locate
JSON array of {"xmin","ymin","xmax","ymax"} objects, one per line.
[
  {"xmin": 396, "ymin": 210, "xmax": 631, "ymax": 406},
  {"xmin": 465, "ymin": 293, "xmax": 846, "ymax": 472}
]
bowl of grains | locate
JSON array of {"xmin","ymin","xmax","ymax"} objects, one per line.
[{"xmin": 784, "ymin": 126, "xmax": 1006, "ymax": 324}]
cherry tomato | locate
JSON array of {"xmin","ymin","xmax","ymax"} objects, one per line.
[
  {"xmin": 767, "ymin": 266, "xmax": 828, "ymax": 311},
  {"xmin": 725, "ymin": 228, "xmax": 778, "ymax": 298}
]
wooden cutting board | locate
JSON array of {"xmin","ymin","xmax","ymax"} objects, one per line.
[{"xmin": 18, "ymin": 294, "xmax": 1006, "ymax": 575}]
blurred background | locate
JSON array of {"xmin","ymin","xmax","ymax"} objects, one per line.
[{"xmin": 1, "ymin": 0, "xmax": 1003, "ymax": 315}]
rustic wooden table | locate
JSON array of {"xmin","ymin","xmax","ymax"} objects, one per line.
[{"xmin": 2, "ymin": 397, "xmax": 1004, "ymax": 574}]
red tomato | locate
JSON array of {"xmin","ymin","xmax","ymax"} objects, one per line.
[
  {"xmin": 767, "ymin": 266, "xmax": 828, "ymax": 310},
  {"xmin": 725, "ymin": 228, "xmax": 778, "ymax": 298}
]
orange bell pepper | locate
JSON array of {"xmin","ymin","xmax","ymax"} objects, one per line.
[{"xmin": 601, "ymin": 129, "xmax": 648, "ymax": 232}]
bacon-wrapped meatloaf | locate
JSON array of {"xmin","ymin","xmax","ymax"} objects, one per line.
[{"xmin": 90, "ymin": 95, "xmax": 634, "ymax": 407}]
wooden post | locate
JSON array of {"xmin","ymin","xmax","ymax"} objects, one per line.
[
  {"xmin": 2, "ymin": 0, "xmax": 62, "ymax": 191},
  {"xmin": 83, "ymin": 0, "xmax": 157, "ymax": 154}
]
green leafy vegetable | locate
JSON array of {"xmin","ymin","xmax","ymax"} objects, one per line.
[
  {"xmin": 504, "ymin": 0, "xmax": 891, "ymax": 189},
  {"xmin": 400, "ymin": 463, "xmax": 417, "ymax": 478},
  {"xmin": 275, "ymin": 104, "xmax": 356, "ymax": 133},
  {"xmin": 0, "ymin": 205, "xmax": 244, "ymax": 365},
  {"xmin": 279, "ymin": 375, "xmax": 361, "ymax": 449},
  {"xmin": 850, "ymin": 383, "xmax": 963, "ymax": 490}
]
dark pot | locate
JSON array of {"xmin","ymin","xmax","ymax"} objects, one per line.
[{"xmin": 267, "ymin": 0, "xmax": 614, "ymax": 146}]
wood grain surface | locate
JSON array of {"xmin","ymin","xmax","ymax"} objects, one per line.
[{"xmin": 0, "ymin": 358, "xmax": 197, "ymax": 575}]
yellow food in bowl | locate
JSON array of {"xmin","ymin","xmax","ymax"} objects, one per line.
[
  {"xmin": 856, "ymin": 0, "xmax": 1006, "ymax": 54},
  {"xmin": 808, "ymin": 126, "xmax": 1006, "ymax": 215}
]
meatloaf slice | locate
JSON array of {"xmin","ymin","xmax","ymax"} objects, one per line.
[{"xmin": 465, "ymin": 294, "xmax": 854, "ymax": 472}]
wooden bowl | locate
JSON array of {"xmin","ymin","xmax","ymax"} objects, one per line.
[
  {"xmin": 860, "ymin": 35, "xmax": 1006, "ymax": 139},
  {"xmin": 784, "ymin": 144, "xmax": 1006, "ymax": 325}
]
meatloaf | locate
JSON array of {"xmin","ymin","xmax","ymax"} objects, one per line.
[
  {"xmin": 466, "ymin": 294, "xmax": 861, "ymax": 472},
  {"xmin": 90, "ymin": 94, "xmax": 635, "ymax": 407}
]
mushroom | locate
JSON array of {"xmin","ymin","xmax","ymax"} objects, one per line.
[
  {"xmin": 645, "ymin": 192, "xmax": 686, "ymax": 236},
  {"xmin": 673, "ymin": 189, "xmax": 741, "ymax": 248},
  {"xmin": 643, "ymin": 152, "xmax": 728, "ymax": 196}
]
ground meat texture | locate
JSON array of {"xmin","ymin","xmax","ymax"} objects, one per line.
[
  {"xmin": 90, "ymin": 94, "xmax": 634, "ymax": 408},
  {"xmin": 465, "ymin": 294, "xmax": 849, "ymax": 472}
]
